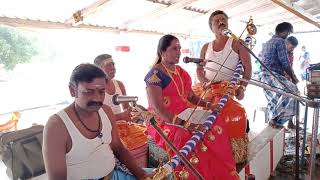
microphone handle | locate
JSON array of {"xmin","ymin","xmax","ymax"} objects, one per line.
[{"xmin": 184, "ymin": 57, "xmax": 204, "ymax": 64}]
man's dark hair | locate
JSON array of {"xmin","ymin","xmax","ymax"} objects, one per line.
[
  {"xmin": 70, "ymin": 63, "xmax": 107, "ymax": 86},
  {"xmin": 209, "ymin": 10, "xmax": 228, "ymax": 29},
  {"xmin": 275, "ymin": 22, "xmax": 293, "ymax": 34},
  {"xmin": 287, "ymin": 36, "xmax": 299, "ymax": 47},
  {"xmin": 94, "ymin": 54, "xmax": 112, "ymax": 67}
]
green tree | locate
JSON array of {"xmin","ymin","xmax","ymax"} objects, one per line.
[{"xmin": 0, "ymin": 25, "xmax": 38, "ymax": 70}]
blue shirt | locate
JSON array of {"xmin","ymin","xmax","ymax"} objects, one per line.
[{"xmin": 261, "ymin": 35, "xmax": 289, "ymax": 75}]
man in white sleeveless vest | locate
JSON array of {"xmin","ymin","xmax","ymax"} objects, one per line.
[
  {"xmin": 94, "ymin": 54, "xmax": 132, "ymax": 121},
  {"xmin": 193, "ymin": 10, "xmax": 252, "ymax": 164},
  {"xmin": 94, "ymin": 54, "xmax": 148, "ymax": 167},
  {"xmin": 43, "ymin": 63, "xmax": 152, "ymax": 180}
]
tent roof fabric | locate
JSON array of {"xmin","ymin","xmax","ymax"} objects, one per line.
[{"xmin": 0, "ymin": 0, "xmax": 319, "ymax": 36}]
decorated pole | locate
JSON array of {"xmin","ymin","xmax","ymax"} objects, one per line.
[
  {"xmin": 150, "ymin": 62, "xmax": 243, "ymax": 179},
  {"xmin": 169, "ymin": 63, "xmax": 243, "ymax": 169},
  {"xmin": 148, "ymin": 117, "xmax": 204, "ymax": 180}
]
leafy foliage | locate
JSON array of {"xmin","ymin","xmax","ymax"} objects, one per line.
[{"xmin": 0, "ymin": 26, "xmax": 38, "ymax": 70}]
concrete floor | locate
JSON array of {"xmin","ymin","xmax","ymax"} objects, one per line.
[{"xmin": 270, "ymin": 152, "xmax": 320, "ymax": 180}]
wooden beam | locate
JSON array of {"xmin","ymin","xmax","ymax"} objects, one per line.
[
  {"xmin": 0, "ymin": 16, "xmax": 208, "ymax": 39},
  {"xmin": 65, "ymin": 0, "xmax": 112, "ymax": 24},
  {"xmin": 123, "ymin": 0, "xmax": 198, "ymax": 27},
  {"xmin": 271, "ymin": 0, "xmax": 320, "ymax": 29}
]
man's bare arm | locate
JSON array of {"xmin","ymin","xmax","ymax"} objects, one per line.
[
  {"xmin": 102, "ymin": 105, "xmax": 147, "ymax": 179},
  {"xmin": 146, "ymin": 86, "xmax": 175, "ymax": 123},
  {"xmin": 117, "ymin": 80, "xmax": 130, "ymax": 110},
  {"xmin": 43, "ymin": 115, "xmax": 68, "ymax": 180},
  {"xmin": 196, "ymin": 43, "xmax": 209, "ymax": 83},
  {"xmin": 236, "ymin": 40, "xmax": 252, "ymax": 87}
]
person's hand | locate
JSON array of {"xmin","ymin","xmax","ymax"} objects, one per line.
[
  {"xmin": 202, "ymin": 81, "xmax": 212, "ymax": 89},
  {"xmin": 235, "ymin": 88, "xmax": 245, "ymax": 100},
  {"xmin": 207, "ymin": 103, "xmax": 222, "ymax": 112},
  {"xmin": 138, "ymin": 172, "xmax": 155, "ymax": 180},
  {"xmin": 185, "ymin": 123, "xmax": 206, "ymax": 133},
  {"xmin": 121, "ymin": 110, "xmax": 132, "ymax": 122}
]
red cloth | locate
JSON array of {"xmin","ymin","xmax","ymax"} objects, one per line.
[{"xmin": 146, "ymin": 66, "xmax": 239, "ymax": 180}]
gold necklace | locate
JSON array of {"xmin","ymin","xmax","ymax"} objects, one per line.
[{"xmin": 161, "ymin": 63, "xmax": 185, "ymax": 98}]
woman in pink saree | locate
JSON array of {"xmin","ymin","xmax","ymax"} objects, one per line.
[{"xmin": 144, "ymin": 34, "xmax": 239, "ymax": 180}]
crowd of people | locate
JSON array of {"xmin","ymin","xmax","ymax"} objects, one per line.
[{"xmin": 41, "ymin": 10, "xmax": 309, "ymax": 180}]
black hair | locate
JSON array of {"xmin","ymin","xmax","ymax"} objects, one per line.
[
  {"xmin": 275, "ymin": 22, "xmax": 293, "ymax": 34},
  {"xmin": 70, "ymin": 63, "xmax": 107, "ymax": 86},
  {"xmin": 93, "ymin": 54, "xmax": 112, "ymax": 67},
  {"xmin": 287, "ymin": 36, "xmax": 298, "ymax": 47},
  {"xmin": 155, "ymin": 34, "xmax": 178, "ymax": 64},
  {"xmin": 208, "ymin": 10, "xmax": 228, "ymax": 29}
]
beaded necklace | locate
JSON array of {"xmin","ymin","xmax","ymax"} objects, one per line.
[{"xmin": 73, "ymin": 103, "xmax": 103, "ymax": 139}]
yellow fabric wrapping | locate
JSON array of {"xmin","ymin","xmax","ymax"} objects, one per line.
[{"xmin": 116, "ymin": 121, "xmax": 147, "ymax": 150}]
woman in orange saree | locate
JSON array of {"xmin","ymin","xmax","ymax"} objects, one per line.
[{"xmin": 144, "ymin": 34, "xmax": 239, "ymax": 180}]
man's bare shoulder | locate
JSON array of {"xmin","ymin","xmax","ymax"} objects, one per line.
[
  {"xmin": 200, "ymin": 43, "xmax": 209, "ymax": 57},
  {"xmin": 231, "ymin": 39, "xmax": 241, "ymax": 51},
  {"xmin": 44, "ymin": 111, "xmax": 68, "ymax": 137},
  {"xmin": 115, "ymin": 80, "xmax": 126, "ymax": 93},
  {"xmin": 115, "ymin": 79, "xmax": 124, "ymax": 87},
  {"xmin": 201, "ymin": 43, "xmax": 209, "ymax": 49}
]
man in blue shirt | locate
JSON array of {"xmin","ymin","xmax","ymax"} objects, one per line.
[{"xmin": 260, "ymin": 22, "xmax": 299, "ymax": 128}]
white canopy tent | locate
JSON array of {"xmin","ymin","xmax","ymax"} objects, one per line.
[{"xmin": 0, "ymin": 0, "xmax": 319, "ymax": 38}]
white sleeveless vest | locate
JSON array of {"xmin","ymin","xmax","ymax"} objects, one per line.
[
  {"xmin": 57, "ymin": 108, "xmax": 115, "ymax": 180},
  {"xmin": 204, "ymin": 38, "xmax": 240, "ymax": 82},
  {"xmin": 103, "ymin": 79, "xmax": 123, "ymax": 114}
]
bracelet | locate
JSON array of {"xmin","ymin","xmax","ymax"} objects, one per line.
[{"xmin": 172, "ymin": 115, "xmax": 178, "ymax": 124}]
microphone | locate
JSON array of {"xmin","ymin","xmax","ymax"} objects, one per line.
[
  {"xmin": 222, "ymin": 29, "xmax": 239, "ymax": 40},
  {"xmin": 183, "ymin": 56, "xmax": 205, "ymax": 64},
  {"xmin": 112, "ymin": 94, "xmax": 138, "ymax": 105}
]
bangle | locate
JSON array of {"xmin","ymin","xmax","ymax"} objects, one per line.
[{"xmin": 172, "ymin": 115, "xmax": 178, "ymax": 124}]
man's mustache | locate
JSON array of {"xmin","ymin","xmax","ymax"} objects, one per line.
[{"xmin": 87, "ymin": 101, "xmax": 103, "ymax": 107}]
